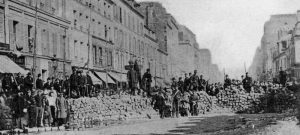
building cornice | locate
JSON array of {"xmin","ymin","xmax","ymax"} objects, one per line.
[
  {"xmin": 120, "ymin": 0, "xmax": 144, "ymax": 19},
  {"xmin": 9, "ymin": 0, "xmax": 71, "ymax": 25}
]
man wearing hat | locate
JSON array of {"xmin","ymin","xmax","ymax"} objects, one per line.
[
  {"xmin": 24, "ymin": 72, "xmax": 34, "ymax": 93},
  {"xmin": 77, "ymin": 70, "xmax": 86, "ymax": 97},
  {"xmin": 243, "ymin": 72, "xmax": 252, "ymax": 93},
  {"xmin": 69, "ymin": 67, "xmax": 78, "ymax": 98},
  {"xmin": 36, "ymin": 74, "xmax": 44, "ymax": 90},
  {"xmin": 224, "ymin": 74, "xmax": 231, "ymax": 89},
  {"xmin": 142, "ymin": 68, "xmax": 152, "ymax": 97},
  {"xmin": 86, "ymin": 71, "xmax": 93, "ymax": 97},
  {"xmin": 127, "ymin": 60, "xmax": 138, "ymax": 95}
]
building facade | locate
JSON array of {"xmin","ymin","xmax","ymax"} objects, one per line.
[{"xmin": 0, "ymin": 0, "xmax": 71, "ymax": 81}]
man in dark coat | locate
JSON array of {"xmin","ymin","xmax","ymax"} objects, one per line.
[
  {"xmin": 53, "ymin": 78, "xmax": 62, "ymax": 93},
  {"xmin": 86, "ymin": 71, "xmax": 93, "ymax": 97},
  {"xmin": 190, "ymin": 70, "xmax": 200, "ymax": 91},
  {"xmin": 224, "ymin": 74, "xmax": 231, "ymax": 89},
  {"xmin": 183, "ymin": 73, "xmax": 190, "ymax": 92},
  {"xmin": 77, "ymin": 71, "xmax": 86, "ymax": 97},
  {"xmin": 279, "ymin": 67, "xmax": 287, "ymax": 87},
  {"xmin": 69, "ymin": 67, "xmax": 78, "ymax": 98},
  {"xmin": 24, "ymin": 72, "xmax": 34, "ymax": 93},
  {"xmin": 15, "ymin": 73, "xmax": 24, "ymax": 92},
  {"xmin": 142, "ymin": 68, "xmax": 152, "ymax": 97},
  {"xmin": 12, "ymin": 92, "xmax": 27, "ymax": 128},
  {"xmin": 243, "ymin": 72, "xmax": 252, "ymax": 92},
  {"xmin": 134, "ymin": 60, "xmax": 142, "ymax": 95},
  {"xmin": 127, "ymin": 60, "xmax": 138, "ymax": 95},
  {"xmin": 43, "ymin": 78, "xmax": 52, "ymax": 90},
  {"xmin": 36, "ymin": 74, "xmax": 44, "ymax": 90},
  {"xmin": 198, "ymin": 75, "xmax": 206, "ymax": 91},
  {"xmin": 63, "ymin": 76, "xmax": 70, "ymax": 98},
  {"xmin": 177, "ymin": 77, "xmax": 184, "ymax": 93}
]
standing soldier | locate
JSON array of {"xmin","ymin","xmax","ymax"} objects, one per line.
[
  {"xmin": 142, "ymin": 69, "xmax": 152, "ymax": 97},
  {"xmin": 171, "ymin": 78, "xmax": 177, "ymax": 90},
  {"xmin": 224, "ymin": 75, "xmax": 231, "ymax": 89},
  {"xmin": 53, "ymin": 78, "xmax": 62, "ymax": 93},
  {"xmin": 36, "ymin": 74, "xmax": 44, "ymax": 90},
  {"xmin": 198, "ymin": 75, "xmax": 206, "ymax": 91},
  {"xmin": 24, "ymin": 72, "xmax": 34, "ymax": 94},
  {"xmin": 77, "ymin": 70, "xmax": 86, "ymax": 97},
  {"xmin": 43, "ymin": 78, "xmax": 52, "ymax": 90},
  {"xmin": 190, "ymin": 70, "xmax": 200, "ymax": 90},
  {"xmin": 16, "ymin": 73, "xmax": 24, "ymax": 92},
  {"xmin": 134, "ymin": 60, "xmax": 142, "ymax": 95},
  {"xmin": 243, "ymin": 72, "xmax": 252, "ymax": 92},
  {"xmin": 279, "ymin": 67, "xmax": 287, "ymax": 87},
  {"xmin": 63, "ymin": 75, "xmax": 70, "ymax": 98},
  {"xmin": 183, "ymin": 73, "xmax": 189, "ymax": 91},
  {"xmin": 86, "ymin": 71, "xmax": 93, "ymax": 97},
  {"xmin": 127, "ymin": 60, "xmax": 138, "ymax": 95},
  {"xmin": 69, "ymin": 67, "xmax": 78, "ymax": 98},
  {"xmin": 177, "ymin": 77, "xmax": 184, "ymax": 93}
]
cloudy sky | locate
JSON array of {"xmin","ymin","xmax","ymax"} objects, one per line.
[{"xmin": 136, "ymin": 0, "xmax": 300, "ymax": 75}]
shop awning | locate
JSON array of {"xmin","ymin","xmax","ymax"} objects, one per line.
[
  {"xmin": 80, "ymin": 70, "xmax": 103, "ymax": 85},
  {"xmin": 108, "ymin": 72, "xmax": 127, "ymax": 82},
  {"xmin": 90, "ymin": 72, "xmax": 102, "ymax": 85},
  {"xmin": 0, "ymin": 55, "xmax": 28, "ymax": 75},
  {"xmin": 95, "ymin": 71, "xmax": 115, "ymax": 84},
  {"xmin": 120, "ymin": 74, "xmax": 127, "ymax": 82}
]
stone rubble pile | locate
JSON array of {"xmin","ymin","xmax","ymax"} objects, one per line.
[
  {"xmin": 68, "ymin": 93, "xmax": 159, "ymax": 129},
  {"xmin": 216, "ymin": 88, "xmax": 263, "ymax": 112},
  {"xmin": 0, "ymin": 103, "xmax": 12, "ymax": 130}
]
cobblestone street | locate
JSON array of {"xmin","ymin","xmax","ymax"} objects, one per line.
[{"xmin": 34, "ymin": 113, "xmax": 233, "ymax": 135}]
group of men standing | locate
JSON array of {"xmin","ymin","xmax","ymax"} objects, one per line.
[
  {"xmin": 127, "ymin": 60, "xmax": 152, "ymax": 96},
  {"xmin": 224, "ymin": 72, "xmax": 253, "ymax": 92}
]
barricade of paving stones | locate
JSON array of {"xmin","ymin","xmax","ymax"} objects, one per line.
[
  {"xmin": 215, "ymin": 87, "xmax": 296, "ymax": 114},
  {"xmin": 67, "ymin": 93, "xmax": 159, "ymax": 129}
]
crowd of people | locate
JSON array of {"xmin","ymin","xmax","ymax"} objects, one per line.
[
  {"xmin": 0, "ymin": 62, "xmax": 297, "ymax": 129},
  {"xmin": 0, "ymin": 66, "xmax": 99, "ymax": 129}
]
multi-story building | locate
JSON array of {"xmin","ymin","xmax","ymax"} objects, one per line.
[
  {"xmin": 287, "ymin": 10, "xmax": 300, "ymax": 79},
  {"xmin": 176, "ymin": 25, "xmax": 198, "ymax": 76},
  {"xmin": 65, "ymin": 0, "xmax": 115, "ymax": 86},
  {"xmin": 250, "ymin": 14, "xmax": 296, "ymax": 81},
  {"xmin": 0, "ymin": 0, "xmax": 71, "ymax": 81}
]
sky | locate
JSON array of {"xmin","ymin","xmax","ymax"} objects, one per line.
[{"xmin": 136, "ymin": 0, "xmax": 300, "ymax": 76}]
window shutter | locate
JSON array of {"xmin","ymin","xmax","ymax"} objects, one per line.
[
  {"xmin": 53, "ymin": 33, "xmax": 57, "ymax": 56},
  {"xmin": 23, "ymin": 23, "xmax": 29, "ymax": 52},
  {"xmin": 60, "ymin": 35, "xmax": 64, "ymax": 59},
  {"xmin": 8, "ymin": 20, "xmax": 15, "ymax": 50}
]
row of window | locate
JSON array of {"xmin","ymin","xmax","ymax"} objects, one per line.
[
  {"xmin": 73, "ymin": 9, "xmax": 113, "ymax": 41},
  {"xmin": 113, "ymin": 5, "xmax": 144, "ymax": 36},
  {"xmin": 92, "ymin": 46, "xmax": 113, "ymax": 68},
  {"xmin": 19, "ymin": 0, "xmax": 66, "ymax": 18},
  {"xmin": 75, "ymin": 0, "xmax": 112, "ymax": 19},
  {"xmin": 9, "ymin": 20, "xmax": 68, "ymax": 59},
  {"xmin": 114, "ymin": 28, "xmax": 156, "ymax": 59}
]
